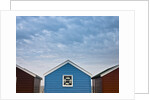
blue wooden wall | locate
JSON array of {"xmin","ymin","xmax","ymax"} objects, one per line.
[{"xmin": 44, "ymin": 63, "xmax": 91, "ymax": 93}]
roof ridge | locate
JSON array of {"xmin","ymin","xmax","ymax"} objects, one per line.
[
  {"xmin": 92, "ymin": 64, "xmax": 119, "ymax": 79},
  {"xmin": 16, "ymin": 64, "xmax": 42, "ymax": 79},
  {"xmin": 43, "ymin": 60, "xmax": 92, "ymax": 77}
]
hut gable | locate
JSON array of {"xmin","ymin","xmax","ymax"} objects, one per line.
[
  {"xmin": 91, "ymin": 65, "xmax": 119, "ymax": 93},
  {"xmin": 92, "ymin": 65, "xmax": 119, "ymax": 79},
  {"xmin": 16, "ymin": 65, "xmax": 42, "ymax": 93},
  {"xmin": 44, "ymin": 60, "xmax": 92, "ymax": 77},
  {"xmin": 44, "ymin": 60, "xmax": 92, "ymax": 93},
  {"xmin": 16, "ymin": 65, "xmax": 42, "ymax": 79}
]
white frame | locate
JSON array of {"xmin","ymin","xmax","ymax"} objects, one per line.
[
  {"xmin": 62, "ymin": 75, "xmax": 73, "ymax": 87},
  {"xmin": 0, "ymin": 10, "xmax": 134, "ymax": 100},
  {"xmin": 10, "ymin": 0, "xmax": 148, "ymax": 94}
]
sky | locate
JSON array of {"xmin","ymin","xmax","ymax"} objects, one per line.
[{"xmin": 16, "ymin": 16, "xmax": 119, "ymax": 85}]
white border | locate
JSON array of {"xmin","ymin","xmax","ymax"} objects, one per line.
[
  {"xmin": 0, "ymin": 0, "xmax": 10, "ymax": 10},
  {"xmin": 0, "ymin": 10, "xmax": 134, "ymax": 99},
  {"xmin": 10, "ymin": 0, "xmax": 148, "ymax": 94}
]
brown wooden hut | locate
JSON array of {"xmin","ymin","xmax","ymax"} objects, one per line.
[
  {"xmin": 16, "ymin": 64, "xmax": 42, "ymax": 93},
  {"xmin": 92, "ymin": 65, "xmax": 119, "ymax": 93}
]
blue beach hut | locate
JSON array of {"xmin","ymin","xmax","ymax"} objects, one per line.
[{"xmin": 43, "ymin": 60, "xmax": 92, "ymax": 93}]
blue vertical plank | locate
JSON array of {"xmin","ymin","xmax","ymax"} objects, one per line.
[{"xmin": 44, "ymin": 63, "xmax": 91, "ymax": 93}]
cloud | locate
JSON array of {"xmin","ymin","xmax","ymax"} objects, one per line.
[
  {"xmin": 23, "ymin": 39, "xmax": 32, "ymax": 44},
  {"xmin": 16, "ymin": 16, "xmax": 119, "ymax": 81}
]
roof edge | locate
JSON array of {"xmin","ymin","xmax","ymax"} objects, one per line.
[
  {"xmin": 100, "ymin": 65, "xmax": 119, "ymax": 77},
  {"xmin": 43, "ymin": 60, "xmax": 92, "ymax": 77},
  {"xmin": 16, "ymin": 64, "xmax": 42, "ymax": 80},
  {"xmin": 92, "ymin": 64, "xmax": 119, "ymax": 79}
]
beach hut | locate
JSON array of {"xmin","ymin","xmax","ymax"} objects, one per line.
[
  {"xmin": 92, "ymin": 65, "xmax": 119, "ymax": 93},
  {"xmin": 44, "ymin": 60, "xmax": 92, "ymax": 93},
  {"xmin": 16, "ymin": 64, "xmax": 42, "ymax": 93}
]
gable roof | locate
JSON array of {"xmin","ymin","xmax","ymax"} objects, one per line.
[
  {"xmin": 43, "ymin": 60, "xmax": 92, "ymax": 77},
  {"xmin": 91, "ymin": 65, "xmax": 119, "ymax": 79},
  {"xmin": 16, "ymin": 64, "xmax": 42, "ymax": 80}
]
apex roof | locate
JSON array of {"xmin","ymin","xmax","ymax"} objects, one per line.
[
  {"xmin": 43, "ymin": 60, "xmax": 92, "ymax": 77},
  {"xmin": 16, "ymin": 64, "xmax": 42, "ymax": 80},
  {"xmin": 92, "ymin": 65, "xmax": 119, "ymax": 79}
]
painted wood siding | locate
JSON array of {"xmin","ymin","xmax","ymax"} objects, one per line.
[
  {"xmin": 34, "ymin": 78, "xmax": 41, "ymax": 93},
  {"xmin": 92, "ymin": 77, "xmax": 102, "ymax": 93},
  {"xmin": 102, "ymin": 68, "xmax": 119, "ymax": 93},
  {"xmin": 44, "ymin": 63, "xmax": 91, "ymax": 93},
  {"xmin": 16, "ymin": 67, "xmax": 34, "ymax": 93}
]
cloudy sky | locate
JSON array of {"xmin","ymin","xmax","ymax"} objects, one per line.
[{"xmin": 16, "ymin": 16, "xmax": 119, "ymax": 85}]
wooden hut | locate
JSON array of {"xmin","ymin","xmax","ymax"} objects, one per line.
[
  {"xmin": 16, "ymin": 64, "xmax": 42, "ymax": 93},
  {"xmin": 92, "ymin": 65, "xmax": 119, "ymax": 93},
  {"xmin": 44, "ymin": 60, "xmax": 92, "ymax": 93}
]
